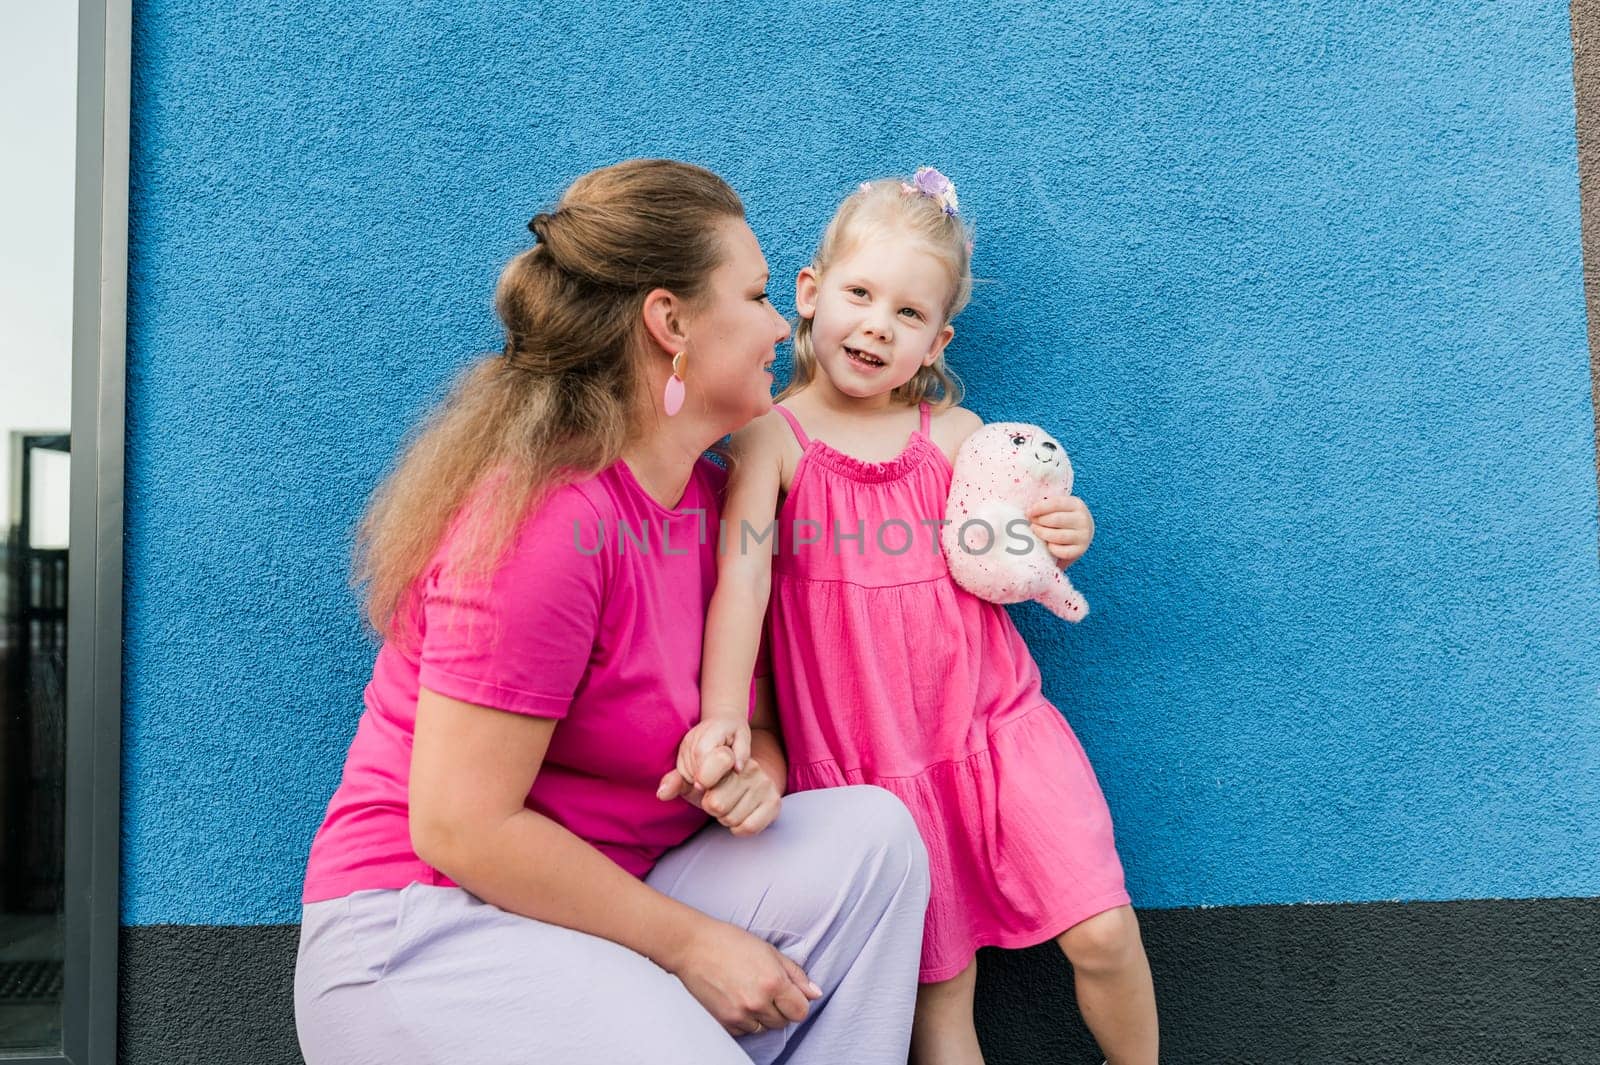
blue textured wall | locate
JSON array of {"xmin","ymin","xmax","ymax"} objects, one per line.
[{"xmin": 125, "ymin": 1, "xmax": 1600, "ymax": 924}]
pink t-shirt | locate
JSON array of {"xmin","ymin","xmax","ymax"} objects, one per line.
[{"xmin": 302, "ymin": 456, "xmax": 763, "ymax": 904}]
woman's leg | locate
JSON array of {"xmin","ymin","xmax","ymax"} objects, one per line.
[
  {"xmin": 1054, "ymin": 905, "xmax": 1158, "ymax": 1065},
  {"xmin": 909, "ymin": 959, "xmax": 984, "ymax": 1065},
  {"xmin": 294, "ymin": 883, "xmax": 750, "ymax": 1065},
  {"xmin": 646, "ymin": 784, "xmax": 931, "ymax": 1065}
]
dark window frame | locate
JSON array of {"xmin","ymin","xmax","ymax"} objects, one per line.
[{"xmin": 9, "ymin": 0, "xmax": 130, "ymax": 1061}]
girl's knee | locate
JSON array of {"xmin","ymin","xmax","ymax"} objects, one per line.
[{"xmin": 1056, "ymin": 905, "xmax": 1143, "ymax": 972}]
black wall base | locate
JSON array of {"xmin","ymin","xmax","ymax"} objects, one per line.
[
  {"xmin": 120, "ymin": 922, "xmax": 300, "ymax": 1065},
  {"xmin": 120, "ymin": 896, "xmax": 1600, "ymax": 1064},
  {"xmin": 976, "ymin": 896, "xmax": 1600, "ymax": 1065}
]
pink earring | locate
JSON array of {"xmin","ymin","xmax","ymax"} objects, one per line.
[{"xmin": 664, "ymin": 351, "xmax": 686, "ymax": 416}]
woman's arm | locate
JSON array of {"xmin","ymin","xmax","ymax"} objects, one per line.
[
  {"xmin": 409, "ymin": 685, "xmax": 817, "ymax": 1034},
  {"xmin": 409, "ymin": 688, "xmax": 689, "ymax": 961}
]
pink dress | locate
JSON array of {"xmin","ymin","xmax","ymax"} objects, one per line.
[{"xmin": 768, "ymin": 401, "xmax": 1131, "ymax": 983}]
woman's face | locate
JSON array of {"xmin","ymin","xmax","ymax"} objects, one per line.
[{"xmin": 682, "ymin": 218, "xmax": 791, "ymax": 429}]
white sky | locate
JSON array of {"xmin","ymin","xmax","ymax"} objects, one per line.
[{"xmin": 0, "ymin": 1, "xmax": 78, "ymax": 546}]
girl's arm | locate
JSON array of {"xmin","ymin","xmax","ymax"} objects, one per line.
[
  {"xmin": 410, "ymin": 685, "xmax": 819, "ymax": 1034},
  {"xmin": 702, "ymin": 415, "xmax": 784, "ymax": 721},
  {"xmin": 935, "ymin": 404, "xmax": 985, "ymax": 465},
  {"xmin": 677, "ymin": 415, "xmax": 785, "ymax": 782}
]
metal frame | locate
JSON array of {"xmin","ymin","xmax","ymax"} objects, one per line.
[{"xmin": 7, "ymin": 0, "xmax": 132, "ymax": 1060}]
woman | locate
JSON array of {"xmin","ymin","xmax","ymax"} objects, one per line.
[{"xmin": 294, "ymin": 160, "xmax": 931, "ymax": 1064}]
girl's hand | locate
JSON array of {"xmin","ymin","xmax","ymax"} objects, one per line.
[
  {"xmin": 1026, "ymin": 496, "xmax": 1095, "ymax": 568},
  {"xmin": 671, "ymin": 715, "xmax": 752, "ymax": 789},
  {"xmin": 656, "ymin": 741, "xmax": 783, "ymax": 838},
  {"xmin": 667, "ymin": 917, "xmax": 823, "ymax": 1036}
]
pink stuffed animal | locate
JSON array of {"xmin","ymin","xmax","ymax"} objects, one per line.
[{"xmin": 941, "ymin": 422, "xmax": 1089, "ymax": 622}]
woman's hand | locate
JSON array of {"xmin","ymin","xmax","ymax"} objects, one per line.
[
  {"xmin": 1027, "ymin": 495, "xmax": 1095, "ymax": 568},
  {"xmin": 666, "ymin": 918, "xmax": 823, "ymax": 1036},
  {"xmin": 656, "ymin": 732, "xmax": 782, "ymax": 838}
]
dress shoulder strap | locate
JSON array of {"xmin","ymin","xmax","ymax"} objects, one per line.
[
  {"xmin": 773, "ymin": 404, "xmax": 812, "ymax": 449},
  {"xmin": 918, "ymin": 401, "xmax": 931, "ymax": 437}
]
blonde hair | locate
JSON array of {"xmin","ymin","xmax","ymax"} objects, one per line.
[
  {"xmin": 778, "ymin": 177, "xmax": 974, "ymax": 407},
  {"xmin": 353, "ymin": 159, "xmax": 744, "ymax": 643}
]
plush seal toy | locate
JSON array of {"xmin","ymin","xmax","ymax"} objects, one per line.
[{"xmin": 941, "ymin": 422, "xmax": 1089, "ymax": 622}]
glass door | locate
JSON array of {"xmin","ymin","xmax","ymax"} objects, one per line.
[{"xmin": 0, "ymin": 0, "xmax": 125, "ymax": 1061}]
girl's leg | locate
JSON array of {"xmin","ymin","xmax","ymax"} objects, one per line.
[
  {"xmin": 294, "ymin": 884, "xmax": 749, "ymax": 1065},
  {"xmin": 645, "ymin": 784, "xmax": 931, "ymax": 1065},
  {"xmin": 1054, "ymin": 905, "xmax": 1159, "ymax": 1065},
  {"xmin": 909, "ymin": 959, "xmax": 984, "ymax": 1065}
]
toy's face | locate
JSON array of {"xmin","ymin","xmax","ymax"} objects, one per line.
[{"xmin": 986, "ymin": 422, "xmax": 1071, "ymax": 488}]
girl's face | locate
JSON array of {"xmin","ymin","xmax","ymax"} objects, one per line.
[
  {"xmin": 795, "ymin": 231, "xmax": 956, "ymax": 401},
  {"xmin": 682, "ymin": 218, "xmax": 792, "ymax": 427}
]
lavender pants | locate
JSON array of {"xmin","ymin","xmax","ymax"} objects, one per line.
[{"xmin": 294, "ymin": 785, "xmax": 930, "ymax": 1064}]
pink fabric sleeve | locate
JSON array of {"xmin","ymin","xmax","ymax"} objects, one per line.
[{"xmin": 418, "ymin": 487, "xmax": 606, "ymax": 719}]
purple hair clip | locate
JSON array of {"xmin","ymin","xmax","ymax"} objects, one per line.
[{"xmin": 901, "ymin": 166, "xmax": 960, "ymax": 217}]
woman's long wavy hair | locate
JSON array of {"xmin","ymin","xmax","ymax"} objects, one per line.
[
  {"xmin": 777, "ymin": 177, "xmax": 974, "ymax": 409},
  {"xmin": 354, "ymin": 159, "xmax": 744, "ymax": 644}
]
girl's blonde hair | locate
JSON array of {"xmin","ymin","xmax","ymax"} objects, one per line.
[
  {"xmin": 778, "ymin": 177, "xmax": 974, "ymax": 408},
  {"xmin": 354, "ymin": 159, "xmax": 744, "ymax": 643}
]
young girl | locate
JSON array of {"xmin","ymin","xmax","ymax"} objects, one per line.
[{"xmin": 671, "ymin": 170, "xmax": 1158, "ymax": 1065}]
